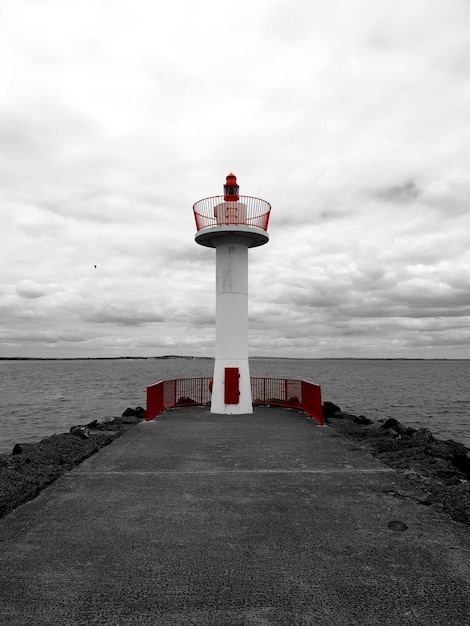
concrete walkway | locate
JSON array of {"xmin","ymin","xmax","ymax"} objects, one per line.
[{"xmin": 1, "ymin": 406, "xmax": 469, "ymax": 625}]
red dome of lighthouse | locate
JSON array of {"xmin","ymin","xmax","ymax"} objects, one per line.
[{"xmin": 224, "ymin": 173, "xmax": 239, "ymax": 201}]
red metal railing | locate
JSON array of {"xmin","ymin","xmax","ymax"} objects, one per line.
[
  {"xmin": 250, "ymin": 377, "xmax": 323, "ymax": 423},
  {"xmin": 193, "ymin": 196, "xmax": 271, "ymax": 232},
  {"xmin": 146, "ymin": 377, "xmax": 323, "ymax": 425}
]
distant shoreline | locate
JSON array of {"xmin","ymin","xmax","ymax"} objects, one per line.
[
  {"xmin": 0, "ymin": 355, "xmax": 212, "ymax": 361},
  {"xmin": 0, "ymin": 356, "xmax": 468, "ymax": 362}
]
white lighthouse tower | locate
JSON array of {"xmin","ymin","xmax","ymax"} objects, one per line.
[{"xmin": 193, "ymin": 174, "xmax": 271, "ymax": 414}]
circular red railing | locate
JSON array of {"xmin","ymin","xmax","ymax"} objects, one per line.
[{"xmin": 193, "ymin": 195, "xmax": 271, "ymax": 232}]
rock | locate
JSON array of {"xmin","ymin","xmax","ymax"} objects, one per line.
[
  {"xmin": 337, "ymin": 412, "xmax": 358, "ymax": 422},
  {"xmin": 383, "ymin": 428, "xmax": 401, "ymax": 438},
  {"xmin": 412, "ymin": 428, "xmax": 434, "ymax": 443},
  {"xmin": 322, "ymin": 402, "xmax": 341, "ymax": 419},
  {"xmin": 444, "ymin": 476, "xmax": 462, "ymax": 486},
  {"xmin": 70, "ymin": 426, "xmax": 90, "ymax": 439},
  {"xmin": 122, "ymin": 407, "xmax": 137, "ymax": 417},
  {"xmin": 434, "ymin": 468, "xmax": 465, "ymax": 481},
  {"xmin": 460, "ymin": 451, "xmax": 470, "ymax": 478},
  {"xmin": 176, "ymin": 396, "xmax": 197, "ymax": 405},
  {"xmin": 426, "ymin": 483, "xmax": 470, "ymax": 526},
  {"xmin": 423, "ymin": 441, "xmax": 458, "ymax": 462},
  {"xmin": 333, "ymin": 411, "xmax": 373, "ymax": 425},
  {"xmin": 354, "ymin": 414, "xmax": 373, "ymax": 425},
  {"xmin": 134, "ymin": 406, "xmax": 146, "ymax": 418},
  {"xmin": 388, "ymin": 520, "xmax": 408, "ymax": 532},
  {"xmin": 382, "ymin": 418, "xmax": 408, "ymax": 436},
  {"xmin": 12, "ymin": 444, "xmax": 23, "ymax": 455},
  {"xmin": 115, "ymin": 414, "xmax": 140, "ymax": 425},
  {"xmin": 447, "ymin": 442, "xmax": 470, "ymax": 478}
]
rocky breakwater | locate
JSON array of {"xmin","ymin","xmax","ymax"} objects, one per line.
[
  {"xmin": 0, "ymin": 406, "xmax": 146, "ymax": 519},
  {"xmin": 323, "ymin": 401, "xmax": 470, "ymax": 526}
]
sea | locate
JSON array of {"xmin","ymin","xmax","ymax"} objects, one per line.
[{"xmin": 0, "ymin": 358, "xmax": 469, "ymax": 454}]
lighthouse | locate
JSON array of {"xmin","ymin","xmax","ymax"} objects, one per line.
[{"xmin": 193, "ymin": 174, "xmax": 271, "ymax": 414}]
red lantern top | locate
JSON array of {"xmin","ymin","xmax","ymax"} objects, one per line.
[{"xmin": 224, "ymin": 173, "xmax": 239, "ymax": 201}]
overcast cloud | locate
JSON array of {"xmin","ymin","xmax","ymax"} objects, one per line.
[{"xmin": 1, "ymin": 0, "xmax": 470, "ymax": 358}]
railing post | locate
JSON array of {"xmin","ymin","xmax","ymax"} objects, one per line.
[
  {"xmin": 300, "ymin": 381, "xmax": 323, "ymax": 425},
  {"xmin": 146, "ymin": 381, "xmax": 164, "ymax": 421}
]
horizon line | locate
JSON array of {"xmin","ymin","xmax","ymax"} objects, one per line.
[{"xmin": 0, "ymin": 356, "xmax": 468, "ymax": 361}]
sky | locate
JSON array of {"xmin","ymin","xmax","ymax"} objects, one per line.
[{"xmin": 1, "ymin": 0, "xmax": 470, "ymax": 359}]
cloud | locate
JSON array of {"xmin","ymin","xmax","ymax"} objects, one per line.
[
  {"xmin": 15, "ymin": 280, "xmax": 47, "ymax": 299},
  {"xmin": 377, "ymin": 181, "xmax": 420, "ymax": 203},
  {"xmin": 82, "ymin": 303, "xmax": 165, "ymax": 327},
  {"xmin": 0, "ymin": 0, "xmax": 469, "ymax": 358}
]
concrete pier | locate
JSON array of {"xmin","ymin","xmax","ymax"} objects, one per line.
[{"xmin": 1, "ymin": 406, "xmax": 469, "ymax": 625}]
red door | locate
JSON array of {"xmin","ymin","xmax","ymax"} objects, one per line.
[{"xmin": 224, "ymin": 368, "xmax": 240, "ymax": 404}]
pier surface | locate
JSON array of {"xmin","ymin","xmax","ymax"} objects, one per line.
[{"xmin": 1, "ymin": 406, "xmax": 469, "ymax": 625}]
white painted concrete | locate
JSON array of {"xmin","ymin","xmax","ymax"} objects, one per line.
[
  {"xmin": 210, "ymin": 241, "xmax": 252, "ymax": 414},
  {"xmin": 214, "ymin": 201, "xmax": 247, "ymax": 225},
  {"xmin": 195, "ymin": 225, "xmax": 269, "ymax": 248},
  {"xmin": 211, "ymin": 359, "xmax": 252, "ymax": 414}
]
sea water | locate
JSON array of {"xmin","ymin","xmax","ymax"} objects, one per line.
[{"xmin": 0, "ymin": 358, "xmax": 469, "ymax": 454}]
